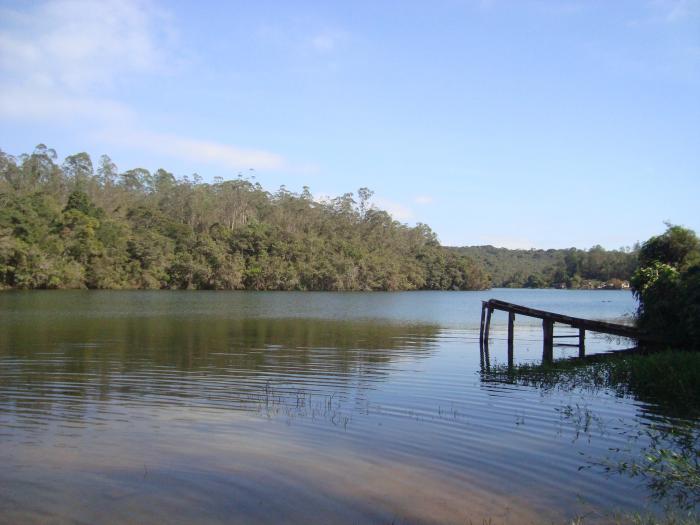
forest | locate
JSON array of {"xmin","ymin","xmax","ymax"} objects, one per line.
[
  {"xmin": 0, "ymin": 145, "xmax": 490, "ymax": 291},
  {"xmin": 0, "ymin": 145, "xmax": 642, "ymax": 292},
  {"xmin": 454, "ymin": 245, "xmax": 638, "ymax": 288}
]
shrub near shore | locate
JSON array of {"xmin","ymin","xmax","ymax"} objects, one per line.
[{"xmin": 631, "ymin": 225, "xmax": 700, "ymax": 349}]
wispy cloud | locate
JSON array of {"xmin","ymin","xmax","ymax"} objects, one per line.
[
  {"xmin": 0, "ymin": 0, "xmax": 165, "ymax": 124},
  {"xmin": 311, "ymin": 33, "xmax": 335, "ymax": 52},
  {"xmin": 0, "ymin": 86, "xmax": 134, "ymax": 123},
  {"xmin": 372, "ymin": 198, "xmax": 414, "ymax": 222},
  {"xmin": 0, "ymin": 0, "xmax": 293, "ymax": 172},
  {"xmin": 103, "ymin": 130, "xmax": 286, "ymax": 171},
  {"xmin": 477, "ymin": 236, "xmax": 536, "ymax": 249},
  {"xmin": 628, "ymin": 0, "xmax": 700, "ymax": 25},
  {"xmin": 258, "ymin": 18, "xmax": 348, "ymax": 61},
  {"xmin": 465, "ymin": 0, "xmax": 585, "ymax": 15},
  {"xmin": 309, "ymin": 30, "xmax": 347, "ymax": 53},
  {"xmin": 0, "ymin": 0, "xmax": 175, "ymax": 92},
  {"xmin": 414, "ymin": 195, "xmax": 434, "ymax": 205},
  {"xmin": 652, "ymin": 0, "xmax": 699, "ymax": 22},
  {"xmin": 532, "ymin": 1, "xmax": 585, "ymax": 16}
]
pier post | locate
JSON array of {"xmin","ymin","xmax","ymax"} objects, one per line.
[
  {"xmin": 479, "ymin": 302, "xmax": 487, "ymax": 347},
  {"xmin": 484, "ymin": 306, "xmax": 493, "ymax": 349},
  {"xmin": 479, "ymin": 338, "xmax": 485, "ymax": 370},
  {"xmin": 542, "ymin": 319, "xmax": 554, "ymax": 363},
  {"xmin": 482, "ymin": 335, "xmax": 490, "ymax": 371},
  {"xmin": 507, "ymin": 312, "xmax": 515, "ymax": 368},
  {"xmin": 478, "ymin": 298, "xmax": 652, "ymax": 364}
]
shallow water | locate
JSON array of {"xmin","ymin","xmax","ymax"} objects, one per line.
[{"xmin": 0, "ymin": 290, "xmax": 690, "ymax": 523}]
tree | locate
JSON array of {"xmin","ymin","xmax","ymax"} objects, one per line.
[
  {"xmin": 0, "ymin": 144, "xmax": 492, "ymax": 292},
  {"xmin": 638, "ymin": 224, "xmax": 700, "ymax": 270},
  {"xmin": 63, "ymin": 153, "xmax": 94, "ymax": 190},
  {"xmin": 97, "ymin": 155, "xmax": 118, "ymax": 188},
  {"xmin": 631, "ymin": 224, "xmax": 700, "ymax": 348}
]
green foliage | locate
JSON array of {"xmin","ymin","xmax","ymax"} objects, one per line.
[
  {"xmin": 485, "ymin": 351, "xmax": 700, "ymax": 521},
  {"xmin": 0, "ymin": 145, "xmax": 489, "ymax": 291},
  {"xmin": 454, "ymin": 244, "xmax": 637, "ymax": 288},
  {"xmin": 638, "ymin": 224, "xmax": 700, "ymax": 270},
  {"xmin": 594, "ymin": 421, "xmax": 700, "ymax": 513},
  {"xmin": 64, "ymin": 189, "xmax": 102, "ymax": 218},
  {"xmin": 631, "ymin": 225, "xmax": 700, "ymax": 348},
  {"xmin": 487, "ymin": 351, "xmax": 700, "ymax": 513},
  {"xmin": 488, "ymin": 351, "xmax": 700, "ymax": 418}
]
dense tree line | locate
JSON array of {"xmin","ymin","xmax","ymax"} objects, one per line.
[
  {"xmin": 631, "ymin": 225, "xmax": 700, "ymax": 349},
  {"xmin": 454, "ymin": 245, "xmax": 638, "ymax": 288},
  {"xmin": 0, "ymin": 145, "xmax": 489, "ymax": 291}
]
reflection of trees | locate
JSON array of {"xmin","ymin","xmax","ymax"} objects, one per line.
[
  {"xmin": 0, "ymin": 316, "xmax": 440, "ymax": 426},
  {"xmin": 561, "ymin": 407, "xmax": 700, "ymax": 513},
  {"xmin": 480, "ymin": 351, "xmax": 699, "ymax": 420},
  {"xmin": 480, "ymin": 358, "xmax": 700, "ymax": 513}
]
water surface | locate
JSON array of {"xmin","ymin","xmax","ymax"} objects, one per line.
[{"xmin": 0, "ymin": 289, "xmax": 690, "ymax": 524}]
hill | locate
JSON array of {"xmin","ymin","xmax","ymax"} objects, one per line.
[
  {"xmin": 0, "ymin": 145, "xmax": 489, "ymax": 291},
  {"xmin": 452, "ymin": 245, "xmax": 638, "ymax": 289}
]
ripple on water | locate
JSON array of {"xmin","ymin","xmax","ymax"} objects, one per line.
[{"xmin": 0, "ymin": 290, "xmax": 690, "ymax": 524}]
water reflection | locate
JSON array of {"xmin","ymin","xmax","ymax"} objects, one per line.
[
  {"xmin": 1, "ymin": 290, "xmax": 684, "ymax": 524},
  {"xmin": 480, "ymin": 353, "xmax": 700, "ymax": 515},
  {"xmin": 0, "ymin": 317, "xmax": 441, "ymax": 432}
]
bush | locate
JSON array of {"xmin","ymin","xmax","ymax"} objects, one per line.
[{"xmin": 631, "ymin": 225, "xmax": 700, "ymax": 349}]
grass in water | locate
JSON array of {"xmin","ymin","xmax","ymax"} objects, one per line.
[
  {"xmin": 485, "ymin": 350, "xmax": 700, "ymax": 518},
  {"xmin": 487, "ymin": 350, "xmax": 700, "ymax": 418}
]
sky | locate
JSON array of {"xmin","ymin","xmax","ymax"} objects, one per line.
[{"xmin": 0, "ymin": 0, "xmax": 698, "ymax": 249}]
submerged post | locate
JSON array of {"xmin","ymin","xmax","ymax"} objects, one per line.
[
  {"xmin": 480, "ymin": 298, "xmax": 654, "ymax": 365},
  {"xmin": 479, "ymin": 302, "xmax": 487, "ymax": 347},
  {"xmin": 484, "ymin": 306, "xmax": 493, "ymax": 349},
  {"xmin": 542, "ymin": 319, "xmax": 554, "ymax": 363},
  {"xmin": 482, "ymin": 334, "xmax": 490, "ymax": 372},
  {"xmin": 507, "ymin": 311, "xmax": 515, "ymax": 368}
]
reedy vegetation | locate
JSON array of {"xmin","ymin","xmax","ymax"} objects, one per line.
[
  {"xmin": 486, "ymin": 352, "xmax": 700, "ymax": 513},
  {"xmin": 0, "ymin": 145, "xmax": 490, "ymax": 291}
]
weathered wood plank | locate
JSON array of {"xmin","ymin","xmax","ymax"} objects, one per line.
[
  {"xmin": 479, "ymin": 302, "xmax": 487, "ymax": 346},
  {"xmin": 543, "ymin": 319, "xmax": 554, "ymax": 363},
  {"xmin": 507, "ymin": 311, "xmax": 515, "ymax": 367},
  {"xmin": 485, "ymin": 299, "xmax": 652, "ymax": 341},
  {"xmin": 484, "ymin": 306, "xmax": 493, "ymax": 347}
]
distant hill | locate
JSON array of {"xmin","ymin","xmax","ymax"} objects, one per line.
[
  {"xmin": 450, "ymin": 245, "xmax": 638, "ymax": 289},
  {"xmin": 0, "ymin": 145, "xmax": 490, "ymax": 291}
]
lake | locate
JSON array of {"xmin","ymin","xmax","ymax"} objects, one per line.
[{"xmin": 0, "ymin": 290, "xmax": 692, "ymax": 523}]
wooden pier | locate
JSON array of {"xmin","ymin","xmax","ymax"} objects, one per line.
[{"xmin": 479, "ymin": 299, "xmax": 652, "ymax": 365}]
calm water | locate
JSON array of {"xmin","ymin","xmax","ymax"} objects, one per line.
[{"xmin": 0, "ymin": 290, "xmax": 691, "ymax": 523}]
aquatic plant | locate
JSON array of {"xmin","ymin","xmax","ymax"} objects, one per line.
[
  {"xmin": 591, "ymin": 422, "xmax": 700, "ymax": 512},
  {"xmin": 486, "ymin": 350, "xmax": 700, "ymax": 418},
  {"xmin": 485, "ymin": 351, "xmax": 700, "ymax": 514}
]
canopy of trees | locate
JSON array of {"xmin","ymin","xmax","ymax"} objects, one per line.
[
  {"xmin": 631, "ymin": 224, "xmax": 700, "ymax": 349},
  {"xmin": 453, "ymin": 245, "xmax": 638, "ymax": 289},
  {"xmin": 0, "ymin": 145, "xmax": 489, "ymax": 291}
]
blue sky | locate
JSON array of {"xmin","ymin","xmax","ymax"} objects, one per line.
[{"xmin": 1, "ymin": 0, "xmax": 698, "ymax": 248}]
